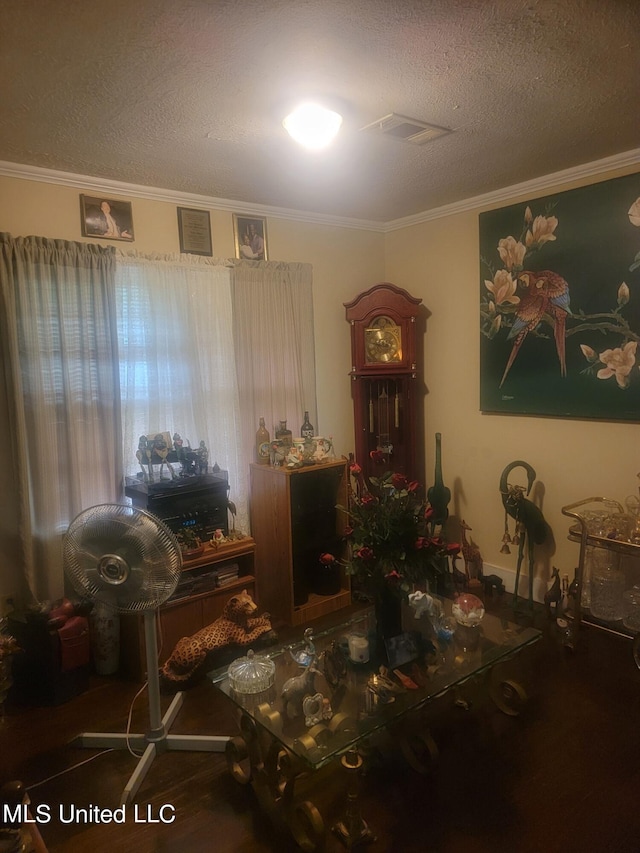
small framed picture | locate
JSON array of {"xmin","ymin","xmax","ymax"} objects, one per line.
[
  {"xmin": 80, "ymin": 195, "xmax": 134, "ymax": 242},
  {"xmin": 233, "ymin": 214, "xmax": 268, "ymax": 260},
  {"xmin": 177, "ymin": 207, "xmax": 213, "ymax": 256}
]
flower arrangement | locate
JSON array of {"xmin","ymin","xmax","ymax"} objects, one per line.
[{"xmin": 339, "ymin": 454, "xmax": 460, "ymax": 599}]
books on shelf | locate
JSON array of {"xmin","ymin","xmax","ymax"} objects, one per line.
[{"xmin": 215, "ymin": 562, "xmax": 240, "ymax": 587}]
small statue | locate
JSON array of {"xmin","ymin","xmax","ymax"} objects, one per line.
[
  {"xmin": 136, "ymin": 435, "xmax": 151, "ymax": 482},
  {"xmin": 483, "ymin": 574, "xmax": 505, "ymax": 598},
  {"xmin": 322, "ymin": 640, "xmax": 347, "ymax": 690},
  {"xmin": 281, "ymin": 656, "xmax": 318, "ymax": 719},
  {"xmin": 544, "ymin": 567, "xmax": 562, "ymax": 617},
  {"xmin": 210, "ymin": 528, "xmax": 228, "ymax": 548},
  {"xmin": 151, "ymin": 433, "xmax": 176, "ymax": 480},
  {"xmin": 499, "ymin": 460, "xmax": 548, "ymax": 609},
  {"xmin": 160, "ymin": 590, "xmax": 275, "ymax": 688},
  {"xmin": 196, "ymin": 440, "xmax": 209, "ymax": 474},
  {"xmin": 290, "ymin": 627, "xmax": 315, "ymax": 667},
  {"xmin": 408, "ymin": 590, "xmax": 444, "ymax": 625},
  {"xmin": 459, "ymin": 520, "xmax": 484, "ymax": 590}
]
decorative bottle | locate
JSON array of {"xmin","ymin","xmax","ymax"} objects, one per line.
[
  {"xmin": 300, "ymin": 411, "xmax": 314, "ymax": 440},
  {"xmin": 255, "ymin": 418, "xmax": 270, "ymax": 464},
  {"xmin": 426, "ymin": 432, "xmax": 451, "ymax": 530},
  {"xmin": 275, "ymin": 420, "xmax": 292, "ymax": 447}
]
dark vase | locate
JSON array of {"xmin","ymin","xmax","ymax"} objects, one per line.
[
  {"xmin": 314, "ymin": 564, "xmax": 342, "ymax": 596},
  {"xmin": 374, "ymin": 585, "xmax": 404, "ymax": 658}
]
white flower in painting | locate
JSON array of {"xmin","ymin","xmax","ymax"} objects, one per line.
[
  {"xmin": 629, "ymin": 197, "xmax": 640, "ymax": 227},
  {"xmin": 618, "ymin": 282, "xmax": 630, "ymax": 307},
  {"xmin": 484, "ymin": 269, "xmax": 520, "ymax": 306},
  {"xmin": 489, "ymin": 314, "xmax": 502, "ymax": 338},
  {"xmin": 497, "ymin": 237, "xmax": 526, "ymax": 271},
  {"xmin": 580, "ymin": 344, "xmax": 598, "ymax": 363},
  {"xmin": 525, "ymin": 215, "xmax": 558, "ymax": 248},
  {"xmin": 597, "ymin": 341, "xmax": 637, "ymax": 389}
]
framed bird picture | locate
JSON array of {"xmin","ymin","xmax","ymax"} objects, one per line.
[{"xmin": 479, "ymin": 170, "xmax": 640, "ymax": 421}]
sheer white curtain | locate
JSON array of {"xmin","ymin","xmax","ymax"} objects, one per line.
[
  {"xmin": 231, "ymin": 260, "xmax": 317, "ymax": 462},
  {"xmin": 0, "ymin": 234, "xmax": 121, "ymax": 603},
  {"xmin": 0, "ymin": 241, "xmax": 316, "ymax": 603},
  {"xmin": 115, "ymin": 252, "xmax": 248, "ymax": 529}
]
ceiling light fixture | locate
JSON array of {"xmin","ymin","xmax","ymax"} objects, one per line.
[{"xmin": 283, "ymin": 103, "xmax": 343, "ymax": 150}]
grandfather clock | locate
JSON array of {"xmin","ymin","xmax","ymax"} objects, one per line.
[{"xmin": 344, "ymin": 282, "xmax": 426, "ymax": 485}]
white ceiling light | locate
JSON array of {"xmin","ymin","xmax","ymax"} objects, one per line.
[{"xmin": 283, "ymin": 103, "xmax": 343, "ymax": 150}]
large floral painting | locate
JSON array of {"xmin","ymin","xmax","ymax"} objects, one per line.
[{"xmin": 480, "ymin": 171, "xmax": 640, "ymax": 420}]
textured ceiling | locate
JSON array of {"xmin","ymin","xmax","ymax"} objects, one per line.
[{"xmin": 1, "ymin": 0, "xmax": 639, "ymax": 222}]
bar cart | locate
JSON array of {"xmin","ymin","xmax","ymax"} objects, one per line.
[{"xmin": 561, "ymin": 497, "xmax": 640, "ymax": 667}]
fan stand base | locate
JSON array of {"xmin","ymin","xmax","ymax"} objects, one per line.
[
  {"xmin": 72, "ymin": 611, "xmax": 230, "ymax": 806},
  {"xmin": 73, "ymin": 692, "xmax": 229, "ymax": 806}
]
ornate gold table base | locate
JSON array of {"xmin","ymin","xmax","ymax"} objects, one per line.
[
  {"xmin": 225, "ymin": 663, "xmax": 530, "ymax": 851},
  {"xmin": 226, "ymin": 711, "xmax": 325, "ymax": 852},
  {"xmin": 227, "ymin": 708, "xmax": 379, "ymax": 851},
  {"xmin": 226, "ymin": 711, "xmax": 376, "ymax": 851}
]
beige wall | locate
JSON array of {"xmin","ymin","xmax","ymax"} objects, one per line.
[{"xmin": 384, "ymin": 165, "xmax": 640, "ymax": 595}]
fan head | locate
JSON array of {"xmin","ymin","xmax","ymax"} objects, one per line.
[{"xmin": 63, "ymin": 504, "xmax": 182, "ymax": 613}]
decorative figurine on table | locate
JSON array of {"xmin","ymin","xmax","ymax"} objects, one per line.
[
  {"xmin": 289, "ymin": 628, "xmax": 315, "ymax": 667},
  {"xmin": 408, "ymin": 590, "xmax": 444, "ymax": 625},
  {"xmin": 322, "ymin": 640, "xmax": 348, "ymax": 690},
  {"xmin": 160, "ymin": 590, "xmax": 276, "ymax": 689},
  {"xmin": 302, "ymin": 692, "xmax": 333, "ymax": 727},
  {"xmin": 281, "ymin": 656, "xmax": 319, "ymax": 719},
  {"xmin": 499, "ymin": 460, "xmax": 549, "ymax": 609}
]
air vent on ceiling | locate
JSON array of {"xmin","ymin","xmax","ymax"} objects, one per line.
[{"xmin": 361, "ymin": 113, "xmax": 451, "ymax": 145}]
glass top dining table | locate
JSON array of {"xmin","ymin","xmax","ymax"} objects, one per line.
[{"xmin": 209, "ymin": 595, "xmax": 541, "ymax": 771}]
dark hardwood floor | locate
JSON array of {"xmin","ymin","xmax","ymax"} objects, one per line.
[{"xmin": 3, "ymin": 595, "xmax": 640, "ymax": 853}]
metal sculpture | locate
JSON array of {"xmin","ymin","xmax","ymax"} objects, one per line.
[{"xmin": 499, "ymin": 460, "xmax": 548, "ymax": 608}]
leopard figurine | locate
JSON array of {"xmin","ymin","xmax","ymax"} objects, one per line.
[{"xmin": 160, "ymin": 589, "xmax": 276, "ymax": 687}]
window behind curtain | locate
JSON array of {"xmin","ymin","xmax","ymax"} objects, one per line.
[{"xmin": 115, "ymin": 254, "xmax": 248, "ymax": 529}]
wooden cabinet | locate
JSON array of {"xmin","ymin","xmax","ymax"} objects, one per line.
[
  {"xmin": 120, "ymin": 538, "xmax": 256, "ymax": 680},
  {"xmin": 249, "ymin": 460, "xmax": 351, "ymax": 627}
]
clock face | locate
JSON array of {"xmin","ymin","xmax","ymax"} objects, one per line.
[{"xmin": 364, "ymin": 317, "xmax": 402, "ymax": 364}]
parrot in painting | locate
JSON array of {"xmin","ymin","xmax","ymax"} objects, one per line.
[{"xmin": 499, "ymin": 270, "xmax": 571, "ymax": 388}]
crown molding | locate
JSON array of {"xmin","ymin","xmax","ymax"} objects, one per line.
[
  {"xmin": 0, "ymin": 160, "xmax": 385, "ymax": 233},
  {"xmin": 384, "ymin": 147, "xmax": 640, "ymax": 232},
  {"xmin": 1, "ymin": 148, "xmax": 639, "ymax": 235}
]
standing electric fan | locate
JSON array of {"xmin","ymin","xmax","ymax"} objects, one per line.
[{"xmin": 63, "ymin": 503, "xmax": 229, "ymax": 805}]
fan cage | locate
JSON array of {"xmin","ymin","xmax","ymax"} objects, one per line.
[{"xmin": 63, "ymin": 503, "xmax": 183, "ymax": 613}]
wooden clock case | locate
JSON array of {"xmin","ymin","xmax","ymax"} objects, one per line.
[{"xmin": 344, "ymin": 282, "xmax": 427, "ymax": 485}]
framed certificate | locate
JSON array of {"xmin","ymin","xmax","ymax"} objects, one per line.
[{"xmin": 177, "ymin": 207, "xmax": 213, "ymax": 256}]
